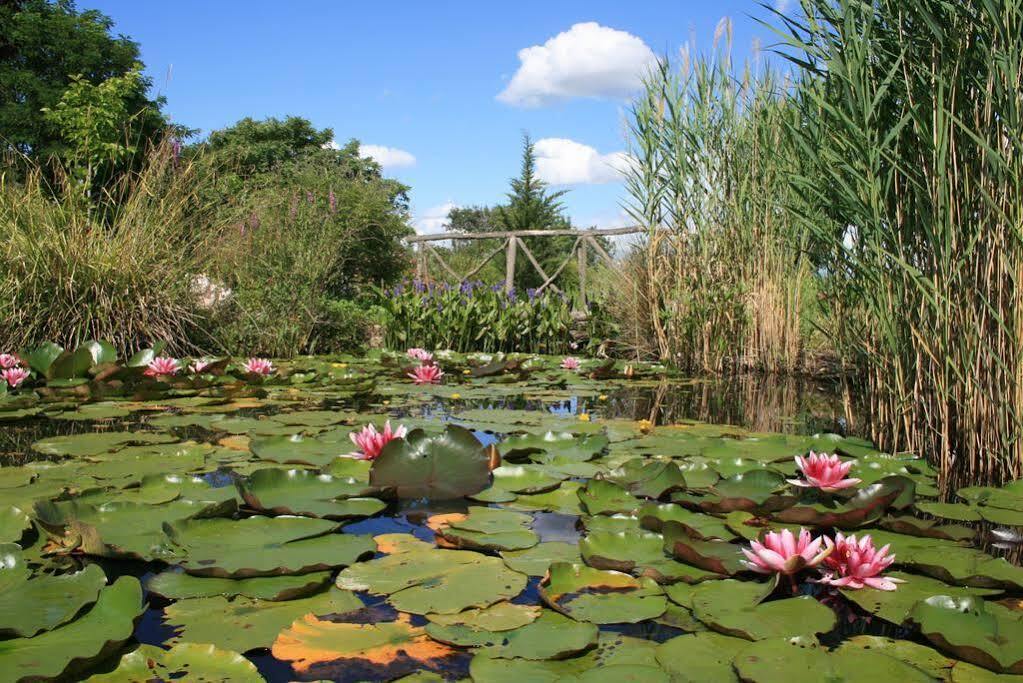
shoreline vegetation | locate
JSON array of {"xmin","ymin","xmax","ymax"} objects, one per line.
[{"xmin": 3, "ymin": 0, "xmax": 1023, "ymax": 487}]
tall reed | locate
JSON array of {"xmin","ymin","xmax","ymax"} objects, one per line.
[
  {"xmin": 0, "ymin": 139, "xmax": 223, "ymax": 354},
  {"xmin": 779, "ymin": 0, "xmax": 1023, "ymax": 484},
  {"xmin": 624, "ymin": 28, "xmax": 814, "ymax": 373}
]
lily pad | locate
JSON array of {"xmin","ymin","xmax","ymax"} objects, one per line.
[
  {"xmin": 164, "ymin": 516, "xmax": 374, "ymax": 577},
  {"xmin": 164, "ymin": 587, "xmax": 363, "ymax": 653},
  {"xmin": 579, "ymin": 479, "xmax": 640, "ymax": 516},
  {"xmin": 146, "ymin": 569, "xmax": 333, "ymax": 601},
  {"xmin": 237, "ymin": 467, "xmax": 384, "ymax": 520},
  {"xmin": 370, "ymin": 425, "xmax": 491, "ymax": 500},
  {"xmin": 841, "ymin": 571, "xmax": 1001, "ymax": 625},
  {"xmin": 426, "ymin": 602, "xmax": 541, "ymax": 632},
  {"xmin": 0, "ymin": 576, "xmax": 144, "ymax": 681},
  {"xmin": 336, "ymin": 547, "xmax": 527, "ymax": 614},
  {"xmin": 433, "ymin": 506, "xmax": 539, "ymax": 551},
  {"xmin": 910, "ymin": 596, "xmax": 1023, "ymax": 673},
  {"xmin": 84, "ymin": 643, "xmax": 264, "ymax": 682},
  {"xmin": 501, "ymin": 541, "xmax": 583, "ymax": 576},
  {"xmin": 250, "ymin": 434, "xmax": 345, "ymax": 467},
  {"xmin": 540, "ymin": 562, "xmax": 667, "ymax": 624},
  {"xmin": 655, "ymin": 632, "xmax": 749, "ymax": 682},
  {"xmin": 732, "ymin": 636, "xmax": 935, "ymax": 682},
  {"xmin": 0, "ymin": 557, "xmax": 106, "ymax": 637},
  {"xmin": 603, "ymin": 458, "xmax": 687, "ymax": 499},
  {"xmin": 690, "ymin": 579, "xmax": 837, "ymax": 640}
]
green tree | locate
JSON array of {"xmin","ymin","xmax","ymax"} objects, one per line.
[
  {"xmin": 0, "ymin": 0, "xmax": 166, "ymax": 161},
  {"xmin": 495, "ymin": 134, "xmax": 572, "ymax": 290}
]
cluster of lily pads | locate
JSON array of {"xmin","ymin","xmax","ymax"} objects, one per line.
[{"xmin": 0, "ymin": 346, "xmax": 1022, "ymax": 681}]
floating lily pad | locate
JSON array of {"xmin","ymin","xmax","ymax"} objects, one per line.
[
  {"xmin": 164, "ymin": 516, "xmax": 374, "ymax": 577},
  {"xmin": 0, "ymin": 505, "xmax": 30, "ymax": 544},
  {"xmin": 165, "ymin": 587, "xmax": 363, "ymax": 653},
  {"xmin": 370, "ymin": 425, "xmax": 491, "ymax": 500},
  {"xmin": 33, "ymin": 431, "xmax": 176, "ymax": 458},
  {"xmin": 237, "ymin": 467, "xmax": 383, "ymax": 519},
  {"xmin": 491, "ymin": 465, "xmax": 563, "ymax": 494},
  {"xmin": 0, "ymin": 553, "xmax": 106, "ymax": 637},
  {"xmin": 85, "ymin": 643, "xmax": 264, "ymax": 682},
  {"xmin": 501, "ymin": 541, "xmax": 583, "ymax": 576},
  {"xmin": 273, "ymin": 612, "xmax": 459, "ymax": 678},
  {"xmin": 691, "ymin": 579, "xmax": 837, "ymax": 640},
  {"xmin": 146, "ymin": 569, "xmax": 332, "ymax": 601},
  {"xmin": 426, "ymin": 602, "xmax": 541, "ymax": 632},
  {"xmin": 604, "ymin": 459, "xmax": 687, "ymax": 499},
  {"xmin": 579, "ymin": 479, "xmax": 640, "ymax": 516},
  {"xmin": 0, "ymin": 576, "xmax": 144, "ymax": 681},
  {"xmin": 639, "ymin": 502, "xmax": 735, "ymax": 539},
  {"xmin": 841, "ymin": 571, "xmax": 1001, "ymax": 625},
  {"xmin": 661, "ymin": 521, "xmax": 745, "ymax": 575},
  {"xmin": 433, "ymin": 506, "xmax": 539, "ymax": 551},
  {"xmin": 580, "ymin": 529, "xmax": 721, "ymax": 583},
  {"xmin": 540, "ymin": 562, "xmax": 667, "ymax": 624},
  {"xmin": 681, "ymin": 469, "xmax": 795, "ymax": 514},
  {"xmin": 250, "ymin": 434, "xmax": 345, "ymax": 467},
  {"xmin": 732, "ymin": 636, "xmax": 935, "ymax": 682},
  {"xmin": 910, "ymin": 596, "xmax": 1023, "ymax": 673},
  {"xmin": 336, "ymin": 547, "xmax": 527, "ymax": 614},
  {"xmin": 655, "ymin": 632, "xmax": 749, "ymax": 682}
]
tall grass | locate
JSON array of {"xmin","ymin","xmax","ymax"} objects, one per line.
[
  {"xmin": 623, "ymin": 28, "xmax": 815, "ymax": 373},
  {"xmin": 780, "ymin": 0, "xmax": 1023, "ymax": 485},
  {"xmin": 0, "ymin": 140, "xmax": 222, "ymax": 354}
]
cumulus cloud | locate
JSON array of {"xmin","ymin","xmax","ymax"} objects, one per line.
[
  {"xmin": 358, "ymin": 144, "xmax": 417, "ymax": 168},
  {"xmin": 774, "ymin": 0, "xmax": 794, "ymax": 13},
  {"xmin": 498, "ymin": 22, "xmax": 657, "ymax": 107},
  {"xmin": 413, "ymin": 201, "xmax": 458, "ymax": 235},
  {"xmin": 534, "ymin": 138, "xmax": 631, "ymax": 185}
]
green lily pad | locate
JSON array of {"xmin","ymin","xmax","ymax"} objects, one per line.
[
  {"xmin": 835, "ymin": 636, "xmax": 959, "ymax": 680},
  {"xmin": 732, "ymin": 636, "xmax": 935, "ymax": 682},
  {"xmin": 501, "ymin": 541, "xmax": 583, "ymax": 576},
  {"xmin": 841, "ymin": 571, "xmax": 1001, "ymax": 625},
  {"xmin": 580, "ymin": 529, "xmax": 722, "ymax": 583},
  {"xmin": 146, "ymin": 569, "xmax": 332, "ymax": 601},
  {"xmin": 370, "ymin": 425, "xmax": 491, "ymax": 500},
  {"xmin": 426, "ymin": 602, "xmax": 541, "ymax": 632},
  {"xmin": 250, "ymin": 434, "xmax": 345, "ymax": 467},
  {"xmin": 579, "ymin": 479, "xmax": 640, "ymax": 516},
  {"xmin": 461, "ymin": 610, "xmax": 599, "ymax": 659},
  {"xmin": 910, "ymin": 596, "xmax": 1023, "ymax": 674},
  {"xmin": 164, "ymin": 587, "xmax": 363, "ymax": 653},
  {"xmin": 336, "ymin": 547, "xmax": 527, "ymax": 614},
  {"xmin": 164, "ymin": 516, "xmax": 374, "ymax": 577},
  {"xmin": 604, "ymin": 458, "xmax": 687, "ymax": 499},
  {"xmin": 434, "ymin": 506, "xmax": 539, "ymax": 551},
  {"xmin": 682, "ymin": 469, "xmax": 796, "ymax": 514},
  {"xmin": 501, "ymin": 432, "xmax": 608, "ymax": 463},
  {"xmin": 0, "ymin": 576, "xmax": 144, "ymax": 681},
  {"xmin": 655, "ymin": 632, "xmax": 749, "ymax": 682},
  {"xmin": 491, "ymin": 465, "xmax": 563, "ymax": 494},
  {"xmin": 0, "ymin": 553, "xmax": 106, "ymax": 637},
  {"xmin": 661, "ymin": 521, "xmax": 745, "ymax": 575},
  {"xmin": 690, "ymin": 579, "xmax": 837, "ymax": 640},
  {"xmin": 237, "ymin": 467, "xmax": 383, "ymax": 520},
  {"xmin": 639, "ymin": 502, "xmax": 736, "ymax": 539},
  {"xmin": 33, "ymin": 431, "xmax": 176, "ymax": 458},
  {"xmin": 540, "ymin": 562, "xmax": 667, "ymax": 624},
  {"xmin": 84, "ymin": 643, "xmax": 264, "ymax": 682},
  {"xmin": 0, "ymin": 505, "xmax": 31, "ymax": 544}
]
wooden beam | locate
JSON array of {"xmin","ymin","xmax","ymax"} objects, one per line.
[
  {"xmin": 426, "ymin": 243, "xmax": 461, "ymax": 282},
  {"xmin": 536, "ymin": 237, "xmax": 581, "ymax": 293},
  {"xmin": 515, "ymin": 237, "xmax": 561, "ymax": 295},
  {"xmin": 461, "ymin": 240, "xmax": 508, "ymax": 281},
  {"xmin": 406, "ymin": 225, "xmax": 643, "ymax": 243},
  {"xmin": 577, "ymin": 239, "xmax": 587, "ymax": 308},
  {"xmin": 504, "ymin": 236, "xmax": 516, "ymax": 294}
]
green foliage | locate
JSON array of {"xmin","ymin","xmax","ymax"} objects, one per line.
[
  {"xmin": 0, "ymin": 140, "xmax": 223, "ymax": 354},
  {"xmin": 378, "ymin": 280, "xmax": 605, "ymax": 355},
  {"xmin": 194, "ymin": 116, "xmax": 413, "ymax": 356},
  {"xmin": 779, "ymin": 0, "xmax": 1023, "ymax": 484},
  {"xmin": 0, "ymin": 0, "xmax": 167, "ymax": 164}
]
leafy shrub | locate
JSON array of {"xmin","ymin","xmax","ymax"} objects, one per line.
[{"xmin": 377, "ymin": 280, "xmax": 611, "ymax": 355}]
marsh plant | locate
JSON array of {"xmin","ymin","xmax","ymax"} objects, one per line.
[
  {"xmin": 624, "ymin": 26, "xmax": 816, "ymax": 373},
  {"xmin": 779, "ymin": 0, "xmax": 1023, "ymax": 485}
]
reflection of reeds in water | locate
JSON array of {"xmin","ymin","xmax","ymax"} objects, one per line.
[{"xmin": 622, "ymin": 375, "xmax": 858, "ymax": 436}]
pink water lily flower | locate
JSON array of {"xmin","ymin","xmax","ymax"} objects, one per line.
[
  {"xmin": 0, "ymin": 354, "xmax": 22, "ymax": 370},
  {"xmin": 350, "ymin": 420, "xmax": 408, "ymax": 460},
  {"xmin": 243, "ymin": 358, "xmax": 275, "ymax": 376},
  {"xmin": 407, "ymin": 348, "xmax": 434, "ymax": 363},
  {"xmin": 189, "ymin": 358, "xmax": 212, "ymax": 374},
  {"xmin": 561, "ymin": 357, "xmax": 581, "ymax": 370},
  {"xmin": 817, "ymin": 532, "xmax": 902, "ymax": 591},
  {"xmin": 787, "ymin": 451, "xmax": 861, "ymax": 492},
  {"xmin": 1, "ymin": 367, "xmax": 30, "ymax": 389},
  {"xmin": 742, "ymin": 527, "xmax": 832, "ymax": 576},
  {"xmin": 144, "ymin": 356, "xmax": 180, "ymax": 377},
  {"xmin": 408, "ymin": 363, "xmax": 443, "ymax": 384}
]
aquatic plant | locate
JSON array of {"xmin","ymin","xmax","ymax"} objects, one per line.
[
  {"xmin": 349, "ymin": 421, "xmax": 408, "ymax": 460},
  {"xmin": 0, "ymin": 353, "xmax": 22, "ymax": 369},
  {"xmin": 741, "ymin": 528, "xmax": 830, "ymax": 576},
  {"xmin": 560, "ymin": 357, "xmax": 581, "ymax": 370},
  {"xmin": 1, "ymin": 366, "xmax": 30, "ymax": 389},
  {"xmin": 406, "ymin": 348, "xmax": 434, "ymax": 363},
  {"xmin": 242, "ymin": 358, "xmax": 275, "ymax": 376},
  {"xmin": 818, "ymin": 533, "xmax": 900, "ymax": 591},
  {"xmin": 188, "ymin": 358, "xmax": 212, "ymax": 374},
  {"xmin": 787, "ymin": 452, "xmax": 861, "ymax": 492},
  {"xmin": 408, "ymin": 363, "xmax": 443, "ymax": 385},
  {"xmin": 144, "ymin": 356, "xmax": 180, "ymax": 377}
]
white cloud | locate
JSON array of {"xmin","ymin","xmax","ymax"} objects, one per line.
[
  {"xmin": 413, "ymin": 201, "xmax": 458, "ymax": 235},
  {"xmin": 534, "ymin": 138, "xmax": 631, "ymax": 185},
  {"xmin": 774, "ymin": 0, "xmax": 793, "ymax": 13},
  {"xmin": 498, "ymin": 22, "xmax": 657, "ymax": 107},
  {"xmin": 358, "ymin": 144, "xmax": 417, "ymax": 168}
]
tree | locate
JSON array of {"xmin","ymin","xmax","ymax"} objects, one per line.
[
  {"xmin": 0, "ymin": 0, "xmax": 167, "ymax": 161},
  {"xmin": 495, "ymin": 134, "xmax": 573, "ymax": 290}
]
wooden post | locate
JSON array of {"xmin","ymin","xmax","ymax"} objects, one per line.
[
  {"xmin": 505, "ymin": 236, "xmax": 517, "ymax": 294},
  {"xmin": 577, "ymin": 240, "xmax": 587, "ymax": 308}
]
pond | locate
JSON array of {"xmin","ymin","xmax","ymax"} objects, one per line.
[{"xmin": 0, "ymin": 350, "xmax": 1021, "ymax": 682}]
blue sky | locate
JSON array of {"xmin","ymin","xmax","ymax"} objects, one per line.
[{"xmin": 83, "ymin": 0, "xmax": 790, "ymax": 232}]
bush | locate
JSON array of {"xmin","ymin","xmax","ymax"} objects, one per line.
[{"xmin": 0, "ymin": 140, "xmax": 222, "ymax": 354}]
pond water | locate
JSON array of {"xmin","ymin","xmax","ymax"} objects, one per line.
[{"xmin": 0, "ymin": 352, "xmax": 1021, "ymax": 682}]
